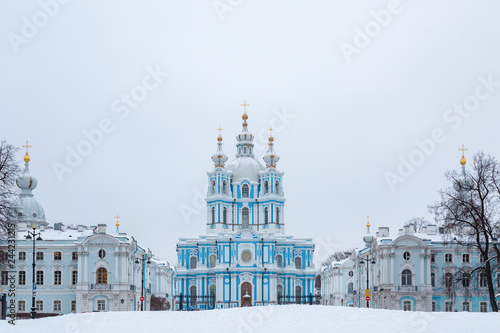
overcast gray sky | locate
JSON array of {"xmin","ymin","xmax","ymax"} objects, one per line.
[{"xmin": 1, "ymin": 0, "xmax": 500, "ymax": 265}]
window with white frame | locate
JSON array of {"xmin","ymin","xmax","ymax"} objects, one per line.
[
  {"xmin": 211, "ymin": 207, "xmax": 216, "ymax": 224},
  {"xmin": 264, "ymin": 207, "xmax": 269, "ymax": 224},
  {"xmin": 445, "ymin": 253, "xmax": 453, "ymax": 263},
  {"xmin": 432, "ymin": 301, "xmax": 437, "ymax": 312},
  {"xmin": 54, "ymin": 252, "xmax": 62, "ymax": 260},
  {"xmin": 401, "ymin": 269, "xmax": 412, "ymax": 286},
  {"xmin": 71, "ymin": 300, "xmax": 76, "ymax": 313},
  {"xmin": 222, "ymin": 181, "xmax": 227, "ymax": 194},
  {"xmin": 36, "ymin": 251, "xmax": 44, "ymax": 260},
  {"xmin": 18, "ymin": 300, "xmax": 25, "ymax": 312},
  {"xmin": 223, "ymin": 207, "xmax": 227, "ymax": 224},
  {"xmin": 275, "ymin": 180, "xmax": 280, "ymax": 194},
  {"xmin": 209, "ymin": 255, "xmax": 216, "ymax": 268},
  {"xmin": 276, "ymin": 255, "xmax": 283, "ymax": 268},
  {"xmin": 431, "ymin": 272, "xmax": 436, "ymax": 287},
  {"xmin": 242, "ymin": 184, "xmax": 249, "ymax": 198},
  {"xmin": 54, "ymin": 270, "xmax": 62, "ymax": 285},
  {"xmin": 72, "ymin": 270, "xmax": 78, "ymax": 285},
  {"xmin": 36, "ymin": 270, "xmax": 44, "ymax": 285},
  {"xmin": 19, "ymin": 271, "xmax": 26, "ymax": 285},
  {"xmin": 211, "ymin": 180, "xmax": 216, "ymax": 194},
  {"xmin": 242, "ymin": 207, "xmax": 249, "ymax": 227},
  {"xmin": 463, "ymin": 302, "xmax": 470, "ymax": 312},
  {"xmin": 18, "ymin": 251, "xmax": 26, "ymax": 260},
  {"xmin": 36, "ymin": 300, "xmax": 43, "ymax": 312},
  {"xmin": 462, "ymin": 273, "xmax": 470, "ymax": 288},
  {"xmin": 480, "ymin": 302, "xmax": 488, "ymax": 312},
  {"xmin": 190, "ymin": 286, "xmax": 197, "ymax": 305},
  {"xmin": 479, "ymin": 273, "xmax": 487, "ymax": 288},
  {"xmin": 403, "ymin": 251, "xmax": 411, "ymax": 260},
  {"xmin": 462, "ymin": 253, "xmax": 470, "ymax": 263},
  {"xmin": 97, "ymin": 299, "xmax": 106, "ymax": 311},
  {"xmin": 276, "ymin": 207, "xmax": 280, "ymax": 224},
  {"xmin": 445, "ymin": 301, "xmax": 453, "ymax": 312},
  {"xmin": 190, "ymin": 256, "xmax": 197, "ymax": 269},
  {"xmin": 444, "ymin": 272, "xmax": 453, "ymax": 287},
  {"xmin": 72, "ymin": 252, "xmax": 78, "ymax": 261},
  {"xmin": 295, "ymin": 257, "xmax": 302, "ymax": 269},
  {"xmin": 403, "ymin": 300, "xmax": 412, "ymax": 311},
  {"xmin": 53, "ymin": 300, "xmax": 62, "ymax": 312},
  {"xmin": 264, "ymin": 180, "xmax": 268, "ymax": 194}
]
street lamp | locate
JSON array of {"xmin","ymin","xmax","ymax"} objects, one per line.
[
  {"xmin": 25, "ymin": 222, "xmax": 42, "ymax": 319},
  {"xmin": 359, "ymin": 256, "xmax": 376, "ymax": 308},
  {"xmin": 135, "ymin": 254, "xmax": 151, "ymax": 311}
]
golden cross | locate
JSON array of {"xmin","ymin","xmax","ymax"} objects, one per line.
[
  {"xmin": 268, "ymin": 127, "xmax": 274, "ymax": 137},
  {"xmin": 115, "ymin": 214, "xmax": 120, "ymax": 222},
  {"xmin": 22, "ymin": 141, "xmax": 32, "ymax": 154},
  {"xmin": 240, "ymin": 100, "xmax": 250, "ymax": 113},
  {"xmin": 217, "ymin": 126, "xmax": 223, "ymax": 137},
  {"xmin": 458, "ymin": 144, "xmax": 468, "ymax": 158}
]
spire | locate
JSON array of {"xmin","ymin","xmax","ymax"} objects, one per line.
[
  {"xmin": 236, "ymin": 100, "xmax": 255, "ymax": 157},
  {"xmin": 459, "ymin": 144, "xmax": 468, "ymax": 166},
  {"xmin": 363, "ymin": 216, "xmax": 374, "ymax": 245},
  {"xmin": 115, "ymin": 214, "xmax": 120, "ymax": 233},
  {"xmin": 456, "ymin": 144, "xmax": 471, "ymax": 191},
  {"xmin": 263, "ymin": 127, "xmax": 280, "ymax": 168},
  {"xmin": 211, "ymin": 126, "xmax": 228, "ymax": 167}
]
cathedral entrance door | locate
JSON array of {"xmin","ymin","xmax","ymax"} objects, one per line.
[{"xmin": 241, "ymin": 282, "xmax": 252, "ymax": 307}]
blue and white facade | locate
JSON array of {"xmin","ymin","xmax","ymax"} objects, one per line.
[
  {"xmin": 1, "ymin": 151, "xmax": 174, "ymax": 315},
  {"xmin": 321, "ymin": 158, "xmax": 500, "ymax": 312},
  {"xmin": 175, "ymin": 111, "xmax": 316, "ymax": 310}
]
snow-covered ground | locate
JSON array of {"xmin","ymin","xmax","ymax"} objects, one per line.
[{"xmin": 1, "ymin": 305, "xmax": 498, "ymax": 333}]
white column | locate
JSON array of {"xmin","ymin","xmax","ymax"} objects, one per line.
[
  {"xmin": 420, "ymin": 251, "xmax": 425, "ymax": 286},
  {"xmin": 426, "ymin": 249, "xmax": 431, "ymax": 287},
  {"xmin": 84, "ymin": 248, "xmax": 88, "ymax": 283},
  {"xmin": 390, "ymin": 252, "xmax": 394, "ymax": 285},
  {"xmin": 115, "ymin": 247, "xmax": 120, "ymax": 284}
]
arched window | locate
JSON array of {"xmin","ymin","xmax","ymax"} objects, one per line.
[
  {"xmin": 276, "ymin": 207, "xmax": 280, "ymax": 224},
  {"xmin": 96, "ymin": 267, "xmax": 107, "ymax": 284},
  {"xmin": 295, "ymin": 286, "xmax": 302, "ymax": 304},
  {"xmin": 403, "ymin": 300, "xmax": 412, "ymax": 311},
  {"xmin": 277, "ymin": 285, "xmax": 283, "ymax": 305},
  {"xmin": 242, "ymin": 184, "xmax": 249, "ymax": 198},
  {"xmin": 295, "ymin": 257, "xmax": 302, "ymax": 269},
  {"xmin": 264, "ymin": 181, "xmax": 268, "ymax": 194},
  {"xmin": 275, "ymin": 180, "xmax": 280, "ymax": 194},
  {"xmin": 223, "ymin": 207, "xmax": 227, "ymax": 224},
  {"xmin": 242, "ymin": 208, "xmax": 249, "ymax": 228},
  {"xmin": 480, "ymin": 273, "xmax": 487, "ymax": 287},
  {"xmin": 401, "ymin": 269, "xmax": 412, "ymax": 286},
  {"xmin": 190, "ymin": 286, "xmax": 197, "ymax": 305},
  {"xmin": 212, "ymin": 207, "xmax": 216, "ymax": 224},
  {"xmin": 480, "ymin": 302, "xmax": 488, "ymax": 312},
  {"xmin": 462, "ymin": 272, "xmax": 470, "ymax": 287},
  {"xmin": 276, "ymin": 255, "xmax": 283, "ymax": 268},
  {"xmin": 211, "ymin": 180, "xmax": 216, "ymax": 194},
  {"xmin": 209, "ymin": 255, "xmax": 216, "ymax": 268},
  {"xmin": 244, "ymin": 147, "xmax": 247, "ymax": 153},
  {"xmin": 445, "ymin": 272, "xmax": 453, "ymax": 287},
  {"xmin": 222, "ymin": 181, "xmax": 227, "ymax": 194},
  {"xmin": 431, "ymin": 272, "xmax": 436, "ymax": 287},
  {"xmin": 209, "ymin": 285, "xmax": 216, "ymax": 309},
  {"xmin": 190, "ymin": 257, "xmax": 197, "ymax": 269},
  {"xmin": 264, "ymin": 207, "xmax": 269, "ymax": 224},
  {"xmin": 463, "ymin": 302, "xmax": 470, "ymax": 312},
  {"xmin": 347, "ymin": 282, "xmax": 353, "ymax": 294}
]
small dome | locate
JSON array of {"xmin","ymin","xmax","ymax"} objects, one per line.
[
  {"xmin": 460, "ymin": 158, "xmax": 467, "ymax": 165},
  {"xmin": 226, "ymin": 157, "xmax": 264, "ymax": 182},
  {"xmin": 15, "ymin": 161, "xmax": 46, "ymax": 225},
  {"xmin": 16, "ymin": 163, "xmax": 38, "ymax": 192}
]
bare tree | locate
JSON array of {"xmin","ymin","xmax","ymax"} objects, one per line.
[
  {"xmin": 406, "ymin": 217, "xmax": 430, "ymax": 232},
  {"xmin": 321, "ymin": 249, "xmax": 353, "ymax": 267},
  {"xmin": 0, "ymin": 140, "xmax": 21, "ymax": 265},
  {"xmin": 430, "ymin": 152, "xmax": 500, "ymax": 312}
]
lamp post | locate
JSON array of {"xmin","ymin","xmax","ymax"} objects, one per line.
[
  {"xmin": 25, "ymin": 222, "xmax": 42, "ymax": 319},
  {"xmin": 135, "ymin": 254, "xmax": 150, "ymax": 311},
  {"xmin": 359, "ymin": 255, "xmax": 376, "ymax": 308}
]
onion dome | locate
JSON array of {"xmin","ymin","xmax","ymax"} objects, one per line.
[
  {"xmin": 363, "ymin": 216, "xmax": 374, "ymax": 245},
  {"xmin": 15, "ymin": 143, "xmax": 46, "ymax": 225},
  {"xmin": 211, "ymin": 127, "xmax": 228, "ymax": 168},
  {"xmin": 263, "ymin": 129, "xmax": 280, "ymax": 168}
]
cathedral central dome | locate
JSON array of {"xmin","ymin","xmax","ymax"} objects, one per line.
[{"xmin": 226, "ymin": 156, "xmax": 264, "ymax": 182}]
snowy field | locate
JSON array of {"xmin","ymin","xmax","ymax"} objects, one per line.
[{"xmin": 1, "ymin": 305, "xmax": 499, "ymax": 333}]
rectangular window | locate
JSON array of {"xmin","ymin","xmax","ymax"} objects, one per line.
[
  {"xmin": 72, "ymin": 252, "xmax": 78, "ymax": 261},
  {"xmin": 431, "ymin": 253, "xmax": 435, "ymax": 263},
  {"xmin": 54, "ymin": 271, "xmax": 62, "ymax": 285},
  {"xmin": 36, "ymin": 300, "xmax": 43, "ymax": 312},
  {"xmin": 36, "ymin": 252, "xmax": 44, "ymax": 260},
  {"xmin": 97, "ymin": 299, "xmax": 106, "ymax": 311},
  {"xmin": 463, "ymin": 302, "xmax": 470, "ymax": 312},
  {"xmin": 431, "ymin": 272, "xmax": 436, "ymax": 287},
  {"xmin": 445, "ymin": 254, "xmax": 453, "ymax": 263},
  {"xmin": 18, "ymin": 300, "xmax": 25, "ymax": 312},
  {"xmin": 432, "ymin": 302, "xmax": 437, "ymax": 312},
  {"xmin": 53, "ymin": 300, "xmax": 62, "ymax": 312},
  {"xmin": 18, "ymin": 251, "xmax": 26, "ymax": 260},
  {"xmin": 462, "ymin": 253, "xmax": 470, "ymax": 263},
  {"xmin": 19, "ymin": 271, "xmax": 26, "ymax": 285},
  {"xmin": 71, "ymin": 300, "xmax": 76, "ymax": 313},
  {"xmin": 36, "ymin": 270, "xmax": 44, "ymax": 285},
  {"xmin": 72, "ymin": 270, "xmax": 78, "ymax": 285},
  {"xmin": 0, "ymin": 271, "xmax": 7, "ymax": 285},
  {"xmin": 445, "ymin": 301, "xmax": 453, "ymax": 312},
  {"xmin": 54, "ymin": 252, "xmax": 62, "ymax": 260}
]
